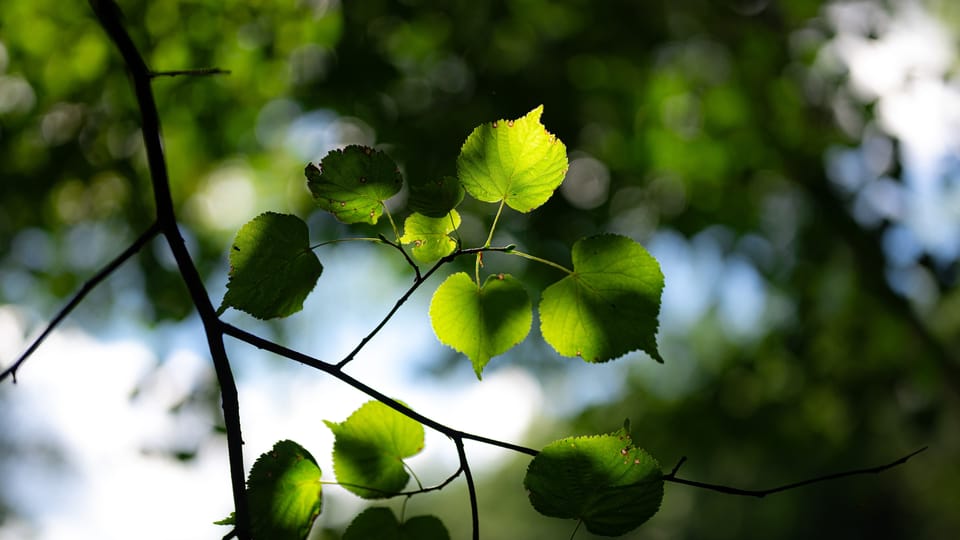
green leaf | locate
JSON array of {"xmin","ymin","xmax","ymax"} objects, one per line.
[
  {"xmin": 429, "ymin": 272, "xmax": 532, "ymax": 378},
  {"xmin": 540, "ymin": 234, "xmax": 664, "ymax": 363},
  {"xmin": 343, "ymin": 507, "xmax": 450, "ymax": 540},
  {"xmin": 399, "ymin": 211, "xmax": 461, "ymax": 263},
  {"xmin": 306, "ymin": 145, "xmax": 403, "ymax": 224},
  {"xmin": 524, "ymin": 428, "xmax": 663, "ymax": 536},
  {"xmin": 241, "ymin": 440, "xmax": 323, "ymax": 540},
  {"xmin": 323, "ymin": 400, "xmax": 425, "ymax": 499},
  {"xmin": 219, "ymin": 212, "xmax": 323, "ymax": 319},
  {"xmin": 408, "ymin": 175, "xmax": 465, "ymax": 218},
  {"xmin": 457, "ymin": 105, "xmax": 568, "ymax": 213}
]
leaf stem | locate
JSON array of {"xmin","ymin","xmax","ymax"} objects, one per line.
[
  {"xmin": 485, "ymin": 199, "xmax": 507, "ymax": 248},
  {"xmin": 476, "ymin": 199, "xmax": 507, "ymax": 286},
  {"xmin": 505, "ymin": 249, "xmax": 573, "ymax": 275},
  {"xmin": 308, "ymin": 237, "xmax": 384, "ymax": 250},
  {"xmin": 382, "ymin": 203, "xmax": 401, "ymax": 243}
]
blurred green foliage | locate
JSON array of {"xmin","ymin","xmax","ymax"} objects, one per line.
[{"xmin": 2, "ymin": 0, "xmax": 959, "ymax": 538}]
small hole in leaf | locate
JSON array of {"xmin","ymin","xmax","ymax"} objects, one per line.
[{"xmin": 359, "ymin": 177, "xmax": 367, "ymax": 184}]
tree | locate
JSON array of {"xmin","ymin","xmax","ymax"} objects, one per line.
[{"xmin": 2, "ymin": 0, "xmax": 957, "ymax": 538}]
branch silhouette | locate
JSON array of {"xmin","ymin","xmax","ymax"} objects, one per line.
[
  {"xmin": 88, "ymin": 0, "xmax": 251, "ymax": 536},
  {"xmin": 664, "ymin": 447, "xmax": 928, "ymax": 497},
  {"xmin": 1, "ymin": 221, "xmax": 160, "ymax": 383}
]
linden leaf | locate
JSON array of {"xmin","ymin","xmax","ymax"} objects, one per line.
[
  {"xmin": 524, "ymin": 428, "xmax": 663, "ymax": 536},
  {"xmin": 399, "ymin": 211, "xmax": 461, "ymax": 263},
  {"xmin": 240, "ymin": 440, "xmax": 323, "ymax": 540},
  {"xmin": 429, "ymin": 272, "xmax": 532, "ymax": 378},
  {"xmin": 323, "ymin": 401, "xmax": 425, "ymax": 499},
  {"xmin": 408, "ymin": 175, "xmax": 465, "ymax": 218},
  {"xmin": 457, "ymin": 105, "xmax": 568, "ymax": 213},
  {"xmin": 540, "ymin": 234, "xmax": 664, "ymax": 363},
  {"xmin": 343, "ymin": 507, "xmax": 450, "ymax": 540},
  {"xmin": 219, "ymin": 212, "xmax": 323, "ymax": 319},
  {"xmin": 305, "ymin": 145, "xmax": 403, "ymax": 224}
]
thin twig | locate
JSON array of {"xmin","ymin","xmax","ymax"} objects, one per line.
[
  {"xmin": 669, "ymin": 456, "xmax": 687, "ymax": 477},
  {"xmin": 150, "ymin": 68, "xmax": 230, "ymax": 78},
  {"xmin": 378, "ymin": 233, "xmax": 421, "ymax": 280},
  {"xmin": 663, "ymin": 447, "xmax": 927, "ymax": 498},
  {"xmin": 0, "ymin": 221, "xmax": 161, "ymax": 383},
  {"xmin": 324, "ymin": 466, "xmax": 464, "ymax": 498},
  {"xmin": 334, "ymin": 244, "xmax": 517, "ymax": 370}
]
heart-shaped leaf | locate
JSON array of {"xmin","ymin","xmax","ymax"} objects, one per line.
[
  {"xmin": 524, "ymin": 428, "xmax": 663, "ymax": 536},
  {"xmin": 305, "ymin": 145, "xmax": 403, "ymax": 224},
  {"xmin": 219, "ymin": 212, "xmax": 323, "ymax": 319},
  {"xmin": 540, "ymin": 234, "xmax": 664, "ymax": 363},
  {"xmin": 457, "ymin": 105, "xmax": 568, "ymax": 213},
  {"xmin": 343, "ymin": 507, "xmax": 450, "ymax": 540},
  {"xmin": 399, "ymin": 211, "xmax": 461, "ymax": 263},
  {"xmin": 324, "ymin": 401, "xmax": 425, "ymax": 499},
  {"xmin": 241, "ymin": 440, "xmax": 323, "ymax": 540},
  {"xmin": 429, "ymin": 272, "xmax": 532, "ymax": 378}
]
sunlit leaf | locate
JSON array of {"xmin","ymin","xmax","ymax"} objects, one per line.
[
  {"xmin": 408, "ymin": 175, "xmax": 465, "ymax": 218},
  {"xmin": 324, "ymin": 401, "xmax": 425, "ymax": 499},
  {"xmin": 457, "ymin": 105, "xmax": 568, "ymax": 213},
  {"xmin": 242, "ymin": 440, "xmax": 323, "ymax": 540},
  {"xmin": 219, "ymin": 212, "xmax": 323, "ymax": 319},
  {"xmin": 540, "ymin": 234, "xmax": 664, "ymax": 363},
  {"xmin": 306, "ymin": 145, "xmax": 403, "ymax": 224},
  {"xmin": 524, "ymin": 428, "xmax": 663, "ymax": 536},
  {"xmin": 429, "ymin": 272, "xmax": 532, "ymax": 378},
  {"xmin": 343, "ymin": 507, "xmax": 450, "ymax": 540},
  {"xmin": 399, "ymin": 211, "xmax": 461, "ymax": 263}
]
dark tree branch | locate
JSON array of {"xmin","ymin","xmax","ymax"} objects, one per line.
[
  {"xmin": 663, "ymin": 447, "xmax": 927, "ymax": 498},
  {"xmin": 455, "ymin": 437, "xmax": 480, "ymax": 540},
  {"xmin": 0, "ymin": 221, "xmax": 161, "ymax": 383},
  {"xmin": 88, "ymin": 1, "xmax": 250, "ymax": 537},
  {"xmin": 221, "ymin": 321, "xmax": 540, "ymax": 456}
]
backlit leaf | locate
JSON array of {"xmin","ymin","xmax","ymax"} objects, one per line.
[
  {"xmin": 399, "ymin": 211, "xmax": 461, "ymax": 263},
  {"xmin": 306, "ymin": 145, "xmax": 403, "ymax": 224},
  {"xmin": 429, "ymin": 272, "xmax": 532, "ymax": 378},
  {"xmin": 457, "ymin": 105, "xmax": 568, "ymax": 213},
  {"xmin": 324, "ymin": 401, "xmax": 425, "ymax": 499},
  {"xmin": 524, "ymin": 428, "xmax": 663, "ymax": 536},
  {"xmin": 343, "ymin": 507, "xmax": 450, "ymax": 540},
  {"xmin": 244, "ymin": 440, "xmax": 323, "ymax": 540},
  {"xmin": 219, "ymin": 212, "xmax": 323, "ymax": 319},
  {"xmin": 540, "ymin": 234, "xmax": 664, "ymax": 363}
]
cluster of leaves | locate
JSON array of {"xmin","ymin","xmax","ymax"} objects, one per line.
[
  {"xmin": 221, "ymin": 105, "xmax": 664, "ymax": 376},
  {"xmin": 219, "ymin": 403, "xmax": 665, "ymax": 539},
  {"xmin": 215, "ymin": 107, "xmax": 668, "ymax": 537}
]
